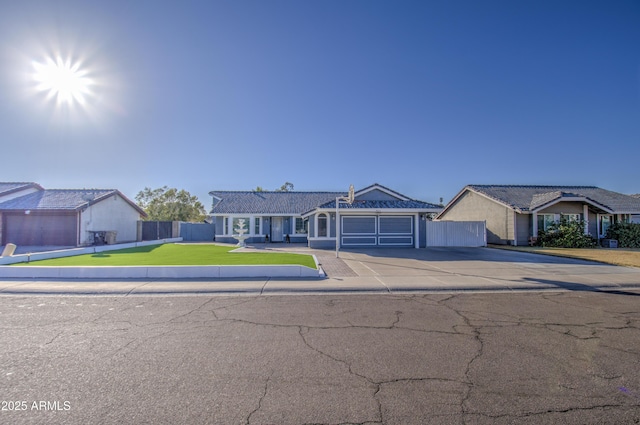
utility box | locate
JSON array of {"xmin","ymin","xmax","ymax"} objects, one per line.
[
  {"xmin": 105, "ymin": 231, "xmax": 117, "ymax": 245},
  {"xmin": 601, "ymin": 239, "xmax": 618, "ymax": 248},
  {"xmin": 1, "ymin": 243, "xmax": 17, "ymax": 257}
]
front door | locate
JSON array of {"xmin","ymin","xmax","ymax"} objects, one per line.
[
  {"xmin": 599, "ymin": 214, "xmax": 613, "ymax": 237},
  {"xmin": 271, "ymin": 217, "xmax": 284, "ymax": 242}
]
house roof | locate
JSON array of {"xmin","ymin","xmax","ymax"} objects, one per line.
[
  {"xmin": 0, "ymin": 182, "xmax": 43, "ymax": 196},
  {"xmin": 0, "ymin": 189, "xmax": 147, "ymax": 216},
  {"xmin": 445, "ymin": 185, "xmax": 640, "ymax": 215},
  {"xmin": 315, "ymin": 199, "xmax": 442, "ymax": 211},
  {"xmin": 209, "ymin": 191, "xmax": 345, "ymax": 215},
  {"xmin": 210, "ymin": 184, "xmax": 443, "ymax": 216}
]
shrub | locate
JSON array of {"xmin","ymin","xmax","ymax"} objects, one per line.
[
  {"xmin": 606, "ymin": 222, "xmax": 640, "ymax": 248},
  {"xmin": 537, "ymin": 218, "xmax": 597, "ymax": 248}
]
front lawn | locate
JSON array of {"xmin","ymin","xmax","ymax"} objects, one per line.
[
  {"xmin": 14, "ymin": 244, "xmax": 317, "ymax": 269},
  {"xmin": 491, "ymin": 245, "xmax": 640, "ymax": 268}
]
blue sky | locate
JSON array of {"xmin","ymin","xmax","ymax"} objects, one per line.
[{"xmin": 1, "ymin": 0, "xmax": 639, "ymax": 208}]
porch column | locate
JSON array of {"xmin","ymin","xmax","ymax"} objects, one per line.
[
  {"xmin": 583, "ymin": 205, "xmax": 589, "ymax": 235},
  {"xmin": 532, "ymin": 212, "xmax": 538, "ymax": 237},
  {"xmin": 414, "ymin": 214, "xmax": 419, "ymax": 248}
]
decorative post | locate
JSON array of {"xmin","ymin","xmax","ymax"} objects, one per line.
[{"xmin": 336, "ymin": 185, "xmax": 355, "ymax": 258}]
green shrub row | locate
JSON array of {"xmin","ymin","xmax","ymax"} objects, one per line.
[
  {"xmin": 606, "ymin": 222, "xmax": 640, "ymax": 248},
  {"xmin": 536, "ymin": 218, "xmax": 597, "ymax": 248}
]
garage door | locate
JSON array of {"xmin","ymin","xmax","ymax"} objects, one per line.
[
  {"xmin": 341, "ymin": 215, "xmax": 414, "ymax": 247},
  {"xmin": 3, "ymin": 213, "xmax": 77, "ymax": 246}
]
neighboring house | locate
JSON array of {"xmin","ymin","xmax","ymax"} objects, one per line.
[
  {"xmin": 0, "ymin": 187, "xmax": 146, "ymax": 247},
  {"xmin": 210, "ymin": 183, "xmax": 442, "ymax": 248},
  {"xmin": 0, "ymin": 182, "xmax": 45, "ymax": 244},
  {"xmin": 632, "ymin": 194, "xmax": 640, "ymax": 224},
  {"xmin": 0, "ymin": 182, "xmax": 43, "ymax": 203},
  {"xmin": 437, "ymin": 185, "xmax": 640, "ymax": 245}
]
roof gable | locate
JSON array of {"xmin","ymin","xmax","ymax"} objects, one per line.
[
  {"xmin": 0, "ymin": 182, "xmax": 43, "ymax": 197},
  {"xmin": 354, "ymin": 183, "xmax": 410, "ymax": 201},
  {"xmin": 0, "ymin": 189, "xmax": 146, "ymax": 216}
]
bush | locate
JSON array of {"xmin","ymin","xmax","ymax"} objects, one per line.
[
  {"xmin": 606, "ymin": 222, "xmax": 640, "ymax": 248},
  {"xmin": 537, "ymin": 218, "xmax": 597, "ymax": 248}
]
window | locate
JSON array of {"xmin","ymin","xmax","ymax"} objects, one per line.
[
  {"xmin": 223, "ymin": 217, "xmax": 229, "ymax": 235},
  {"xmin": 600, "ymin": 215, "xmax": 612, "ymax": 236},
  {"xmin": 295, "ymin": 217, "xmax": 308, "ymax": 234},
  {"xmin": 561, "ymin": 214, "xmax": 581, "ymax": 222},
  {"xmin": 538, "ymin": 213, "xmax": 582, "ymax": 232},
  {"xmin": 537, "ymin": 214, "xmax": 555, "ymax": 231},
  {"xmin": 317, "ymin": 214, "xmax": 327, "ymax": 237},
  {"xmin": 254, "ymin": 217, "xmax": 261, "ymax": 235}
]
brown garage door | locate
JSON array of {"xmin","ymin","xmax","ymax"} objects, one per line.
[{"xmin": 3, "ymin": 212, "xmax": 77, "ymax": 246}]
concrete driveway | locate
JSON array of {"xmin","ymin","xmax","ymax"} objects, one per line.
[{"xmin": 314, "ymin": 247, "xmax": 640, "ymax": 293}]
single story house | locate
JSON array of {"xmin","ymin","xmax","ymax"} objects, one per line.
[
  {"xmin": 436, "ymin": 185, "xmax": 640, "ymax": 245},
  {"xmin": 210, "ymin": 183, "xmax": 442, "ymax": 248},
  {"xmin": 0, "ymin": 184, "xmax": 147, "ymax": 247}
]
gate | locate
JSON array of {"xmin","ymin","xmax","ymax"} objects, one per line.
[
  {"xmin": 140, "ymin": 221, "xmax": 174, "ymax": 241},
  {"xmin": 179, "ymin": 222, "xmax": 214, "ymax": 241},
  {"xmin": 426, "ymin": 221, "xmax": 486, "ymax": 247}
]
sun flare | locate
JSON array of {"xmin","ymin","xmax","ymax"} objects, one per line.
[{"xmin": 33, "ymin": 56, "xmax": 93, "ymax": 106}]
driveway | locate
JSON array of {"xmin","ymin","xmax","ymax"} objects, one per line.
[{"xmin": 264, "ymin": 245, "xmax": 640, "ymax": 293}]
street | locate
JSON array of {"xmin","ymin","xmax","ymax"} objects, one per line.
[{"xmin": 1, "ymin": 290, "xmax": 639, "ymax": 424}]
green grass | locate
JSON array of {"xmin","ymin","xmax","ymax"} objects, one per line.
[{"xmin": 15, "ymin": 244, "xmax": 317, "ymax": 269}]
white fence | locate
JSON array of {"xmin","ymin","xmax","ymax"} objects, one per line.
[{"xmin": 426, "ymin": 221, "xmax": 486, "ymax": 247}]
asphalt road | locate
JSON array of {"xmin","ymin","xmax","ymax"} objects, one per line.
[{"xmin": 1, "ymin": 291, "xmax": 639, "ymax": 424}]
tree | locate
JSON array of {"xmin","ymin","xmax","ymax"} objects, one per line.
[
  {"xmin": 135, "ymin": 186, "xmax": 207, "ymax": 222},
  {"xmin": 253, "ymin": 182, "xmax": 294, "ymax": 192},
  {"xmin": 276, "ymin": 182, "xmax": 294, "ymax": 192}
]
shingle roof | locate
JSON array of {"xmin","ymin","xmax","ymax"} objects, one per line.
[
  {"xmin": 0, "ymin": 182, "xmax": 43, "ymax": 196},
  {"xmin": 209, "ymin": 191, "xmax": 345, "ymax": 215},
  {"xmin": 0, "ymin": 189, "xmax": 120, "ymax": 211},
  {"xmin": 317, "ymin": 199, "xmax": 442, "ymax": 210},
  {"xmin": 467, "ymin": 185, "xmax": 640, "ymax": 213}
]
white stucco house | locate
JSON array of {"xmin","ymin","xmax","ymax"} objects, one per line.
[{"xmin": 0, "ymin": 183, "xmax": 147, "ymax": 247}]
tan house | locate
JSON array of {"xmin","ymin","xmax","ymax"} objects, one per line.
[{"xmin": 437, "ymin": 185, "xmax": 640, "ymax": 245}]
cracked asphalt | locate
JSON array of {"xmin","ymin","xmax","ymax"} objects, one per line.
[{"xmin": 1, "ymin": 290, "xmax": 639, "ymax": 424}]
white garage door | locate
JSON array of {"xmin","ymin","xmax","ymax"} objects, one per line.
[{"xmin": 341, "ymin": 216, "xmax": 413, "ymax": 247}]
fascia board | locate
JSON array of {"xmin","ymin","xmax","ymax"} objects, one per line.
[
  {"xmin": 437, "ymin": 187, "xmax": 521, "ymax": 219},
  {"xmin": 211, "ymin": 212, "xmax": 303, "ymax": 216},
  {"xmin": 530, "ymin": 197, "xmax": 614, "ymax": 214},
  {"xmin": 313, "ymin": 208, "xmax": 438, "ymax": 214},
  {"xmin": 354, "ymin": 184, "xmax": 410, "ymax": 201}
]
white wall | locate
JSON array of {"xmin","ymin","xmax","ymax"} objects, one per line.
[
  {"xmin": 80, "ymin": 194, "xmax": 143, "ymax": 245},
  {"xmin": 426, "ymin": 221, "xmax": 487, "ymax": 247}
]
